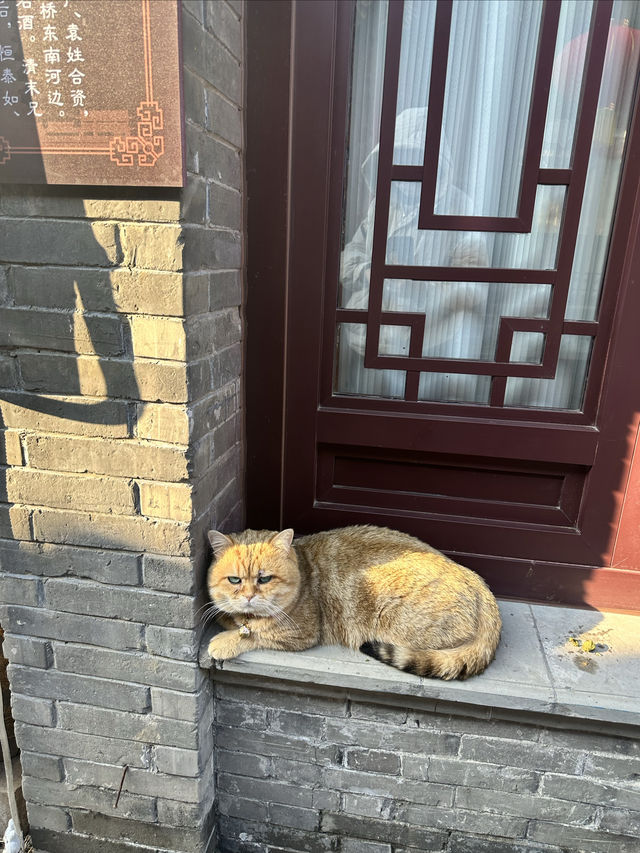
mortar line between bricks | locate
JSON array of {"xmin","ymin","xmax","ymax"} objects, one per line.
[
  {"xmin": 1, "ymin": 214, "xmax": 185, "ymax": 226},
  {"xmin": 2, "ymin": 305, "xmax": 147, "ymax": 319},
  {"xmin": 1, "ymin": 214, "xmax": 183, "ymax": 227},
  {"xmin": 12, "ymin": 347, "xmax": 204, "ymax": 367},
  {"xmin": 205, "ymin": 178, "xmax": 242, "ymax": 196},
  {"xmin": 1, "ymin": 391, "xmax": 187, "ymax": 410},
  {"xmin": 10, "ymin": 264, "xmax": 186, "ymax": 275},
  {"xmin": 0, "ymin": 540, "xmax": 147, "ymax": 558},
  {"xmin": 184, "ymin": 70, "xmax": 243, "ymax": 112},
  {"xmin": 41, "ymin": 578, "xmax": 196, "ymax": 600},
  {"xmin": 18, "ymin": 429, "xmax": 193, "ymax": 450},
  {"xmin": 182, "ymin": 222, "xmax": 242, "ymax": 237}
]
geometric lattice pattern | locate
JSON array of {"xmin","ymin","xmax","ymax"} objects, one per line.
[{"xmin": 336, "ymin": 0, "xmax": 612, "ymax": 406}]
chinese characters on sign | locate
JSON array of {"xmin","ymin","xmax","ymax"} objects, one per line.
[
  {"xmin": 4, "ymin": 0, "xmax": 88, "ymax": 121},
  {"xmin": 0, "ymin": 0, "xmax": 184, "ymax": 185}
]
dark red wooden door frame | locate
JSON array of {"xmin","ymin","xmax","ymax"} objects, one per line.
[{"xmin": 246, "ymin": 0, "xmax": 640, "ymax": 611}]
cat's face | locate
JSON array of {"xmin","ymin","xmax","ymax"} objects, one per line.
[{"xmin": 207, "ymin": 529, "xmax": 299, "ymax": 618}]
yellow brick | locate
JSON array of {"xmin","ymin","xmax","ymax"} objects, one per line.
[
  {"xmin": 139, "ymin": 482, "xmax": 192, "ymax": 522},
  {"xmin": 119, "ymin": 223, "xmax": 184, "ymax": 272},
  {"xmin": 6, "ymin": 469, "xmax": 136, "ymax": 515},
  {"xmin": 135, "ymin": 404, "xmax": 190, "ymax": 445},
  {"xmin": 130, "ymin": 316, "xmax": 187, "ymax": 361},
  {"xmin": 83, "ymin": 199, "xmax": 181, "ymax": 222},
  {"xmin": 110, "ymin": 269, "xmax": 185, "ymax": 316},
  {"xmin": 2, "ymin": 430, "xmax": 23, "ymax": 465},
  {"xmin": 24, "ymin": 434, "xmax": 189, "ymax": 482}
]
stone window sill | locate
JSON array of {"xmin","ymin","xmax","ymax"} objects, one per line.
[{"xmin": 199, "ymin": 601, "xmax": 640, "ymax": 729}]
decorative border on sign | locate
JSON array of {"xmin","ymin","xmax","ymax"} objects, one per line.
[
  {"xmin": 3, "ymin": 0, "xmax": 165, "ymax": 169},
  {"xmin": 109, "ymin": 0, "xmax": 164, "ymax": 167}
]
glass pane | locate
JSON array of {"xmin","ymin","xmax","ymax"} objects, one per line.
[
  {"xmin": 335, "ymin": 324, "xmax": 406, "ymax": 399},
  {"xmin": 481, "ymin": 282, "xmax": 551, "ymax": 359},
  {"xmin": 383, "ymin": 280, "xmax": 551, "ymax": 361},
  {"xmin": 566, "ymin": 0, "xmax": 640, "ymax": 320},
  {"xmin": 504, "ymin": 335, "xmax": 593, "ymax": 410},
  {"xmin": 510, "ymin": 332, "xmax": 546, "ymax": 365},
  {"xmin": 339, "ymin": 0, "xmax": 388, "ymax": 310},
  {"xmin": 394, "ymin": 0, "xmax": 436, "ymax": 166},
  {"xmin": 385, "ymin": 182, "xmax": 564, "ymax": 270},
  {"xmin": 541, "ymin": 1, "xmax": 593, "ymax": 168},
  {"xmin": 435, "ymin": 0, "xmax": 543, "ymax": 217},
  {"xmin": 418, "ymin": 373, "xmax": 491, "ymax": 404},
  {"xmin": 379, "ymin": 325, "xmax": 411, "ymax": 356}
]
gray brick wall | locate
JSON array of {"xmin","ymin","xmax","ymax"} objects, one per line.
[
  {"xmin": 0, "ymin": 2, "xmax": 244, "ymax": 852},
  {"xmin": 212, "ymin": 678, "xmax": 640, "ymax": 853}
]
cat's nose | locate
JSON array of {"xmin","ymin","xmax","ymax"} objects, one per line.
[{"xmin": 245, "ymin": 593, "xmax": 255, "ymax": 602}]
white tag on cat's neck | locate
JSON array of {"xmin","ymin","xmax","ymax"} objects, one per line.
[{"xmin": 238, "ymin": 624, "xmax": 251, "ymax": 637}]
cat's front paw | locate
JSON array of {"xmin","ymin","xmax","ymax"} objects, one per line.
[{"xmin": 208, "ymin": 632, "xmax": 241, "ymax": 661}]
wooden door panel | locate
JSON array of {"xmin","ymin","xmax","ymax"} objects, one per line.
[
  {"xmin": 246, "ymin": 0, "xmax": 640, "ymax": 608},
  {"xmin": 317, "ymin": 447, "xmax": 583, "ymax": 526}
]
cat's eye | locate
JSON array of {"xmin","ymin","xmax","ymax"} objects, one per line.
[
  {"xmin": 257, "ymin": 575, "xmax": 273, "ymax": 585},
  {"xmin": 227, "ymin": 576, "xmax": 241, "ymax": 585}
]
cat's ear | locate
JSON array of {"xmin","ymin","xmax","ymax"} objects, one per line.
[
  {"xmin": 208, "ymin": 530, "xmax": 234, "ymax": 558},
  {"xmin": 270, "ymin": 528, "xmax": 294, "ymax": 552}
]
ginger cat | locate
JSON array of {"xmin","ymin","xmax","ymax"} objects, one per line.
[{"xmin": 206, "ymin": 525, "xmax": 501, "ymax": 680}]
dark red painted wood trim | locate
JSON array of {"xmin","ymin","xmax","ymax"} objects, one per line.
[
  {"xmin": 245, "ymin": 0, "xmax": 293, "ymax": 530},
  {"xmin": 452, "ymin": 554, "xmax": 640, "ymax": 612},
  {"xmin": 282, "ymin": 0, "xmax": 342, "ymax": 528},
  {"xmin": 316, "ymin": 408, "xmax": 598, "ymax": 466},
  {"xmin": 362, "ymin": 0, "xmax": 404, "ymax": 373},
  {"xmin": 324, "ymin": 392, "xmax": 594, "ymax": 425},
  {"xmin": 382, "ymin": 266, "xmax": 558, "ymax": 283},
  {"xmin": 577, "ymin": 73, "xmax": 640, "ymax": 568},
  {"xmin": 391, "ymin": 166, "xmax": 571, "ymax": 186}
]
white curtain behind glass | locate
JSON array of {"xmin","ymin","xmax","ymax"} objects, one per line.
[{"xmin": 337, "ymin": 0, "xmax": 640, "ymax": 410}]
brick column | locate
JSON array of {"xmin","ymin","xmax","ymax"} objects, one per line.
[{"xmin": 0, "ymin": 2, "xmax": 244, "ymax": 851}]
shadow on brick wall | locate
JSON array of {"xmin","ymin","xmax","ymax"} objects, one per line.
[
  {"xmin": 0, "ymin": 0, "xmax": 140, "ymax": 546},
  {"xmin": 0, "ymin": 196, "xmax": 141, "ymax": 540}
]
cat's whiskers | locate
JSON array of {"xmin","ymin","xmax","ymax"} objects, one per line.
[
  {"xmin": 195, "ymin": 600, "xmax": 217, "ymax": 618},
  {"xmin": 261, "ymin": 599, "xmax": 300, "ymax": 633},
  {"xmin": 199, "ymin": 601, "xmax": 229, "ymax": 628}
]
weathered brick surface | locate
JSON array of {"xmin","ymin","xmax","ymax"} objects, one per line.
[
  {"xmin": 5, "ymin": 468, "xmax": 136, "ymax": 515},
  {"xmin": 0, "ymin": 604, "xmax": 144, "ymax": 650},
  {"xmin": 54, "ymin": 641, "xmax": 200, "ymax": 690},
  {"xmin": 213, "ymin": 677, "xmax": 640, "ymax": 853},
  {"xmin": 10, "ymin": 664, "xmax": 150, "ymax": 713},
  {"xmin": 26, "ymin": 803, "xmax": 71, "ymax": 834},
  {"xmin": 138, "ymin": 480, "xmax": 192, "ymax": 522},
  {"xmin": 15, "ymin": 722, "xmax": 151, "ymax": 769},
  {"xmin": 24, "ymin": 433, "xmax": 189, "ymax": 480},
  {"xmin": 0, "ymin": 539, "xmax": 140, "ymax": 585},
  {"xmin": 1, "ymin": 634, "xmax": 52, "ymax": 669},
  {"xmin": 30, "ymin": 506, "xmax": 190, "ymax": 555},
  {"xmin": 141, "ymin": 553, "xmax": 195, "ymax": 595},
  {"xmin": 1, "ymin": 392, "xmax": 130, "ymax": 438},
  {"xmin": 0, "ymin": 307, "xmax": 124, "ymax": 355}
]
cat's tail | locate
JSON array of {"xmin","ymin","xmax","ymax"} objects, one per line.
[{"xmin": 360, "ymin": 600, "xmax": 502, "ymax": 681}]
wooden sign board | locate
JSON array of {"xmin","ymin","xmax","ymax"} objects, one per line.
[{"xmin": 0, "ymin": 0, "xmax": 184, "ymax": 186}]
